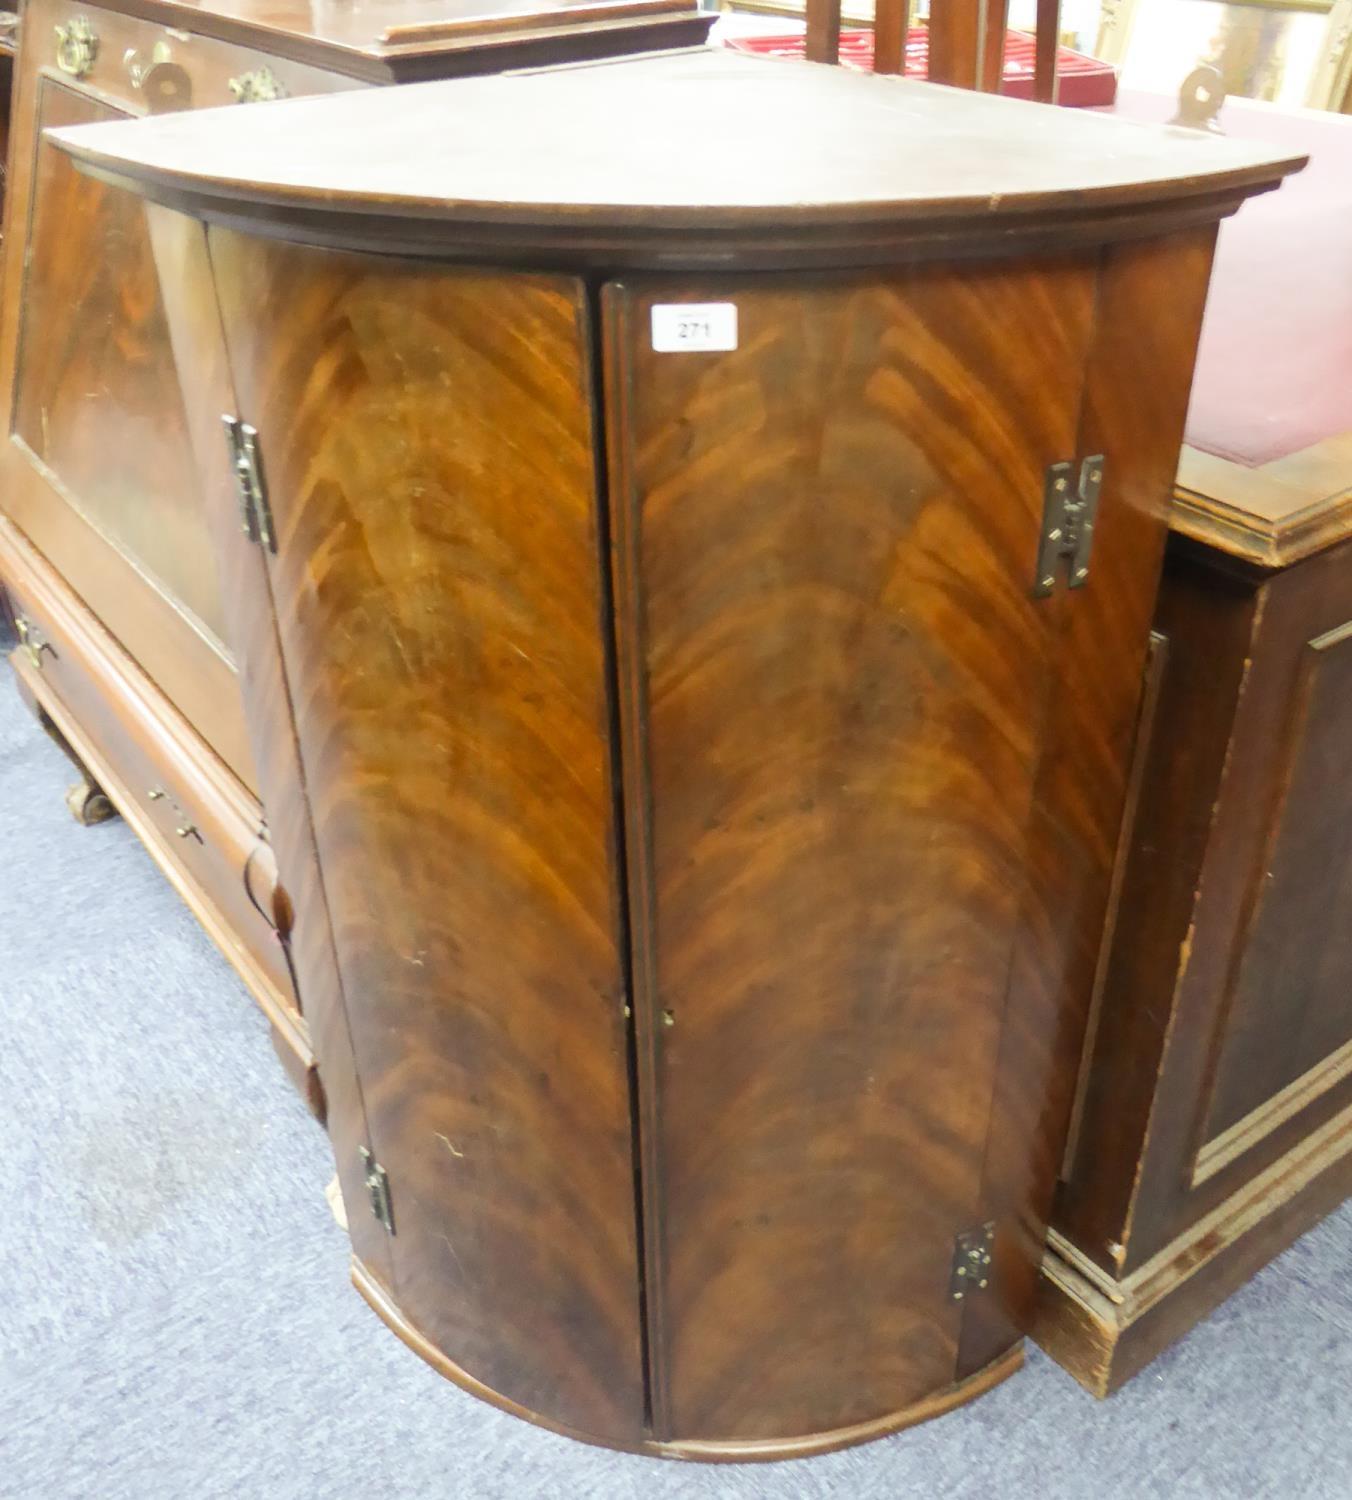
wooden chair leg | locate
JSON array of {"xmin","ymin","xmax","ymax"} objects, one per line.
[
  {"xmin": 930, "ymin": 0, "xmax": 1011, "ymax": 92},
  {"xmin": 805, "ymin": 0, "xmax": 841, "ymax": 65},
  {"xmin": 1034, "ymin": 0, "xmax": 1062, "ymax": 101},
  {"xmin": 875, "ymin": 0, "xmax": 908, "ymax": 75}
]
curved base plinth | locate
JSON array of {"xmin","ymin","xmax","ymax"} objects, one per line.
[{"xmin": 351, "ymin": 1256, "xmax": 1025, "ymax": 1463}]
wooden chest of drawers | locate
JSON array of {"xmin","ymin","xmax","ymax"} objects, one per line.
[{"xmin": 0, "ymin": 0, "xmax": 713, "ymax": 1115}]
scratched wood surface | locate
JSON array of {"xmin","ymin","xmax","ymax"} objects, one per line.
[
  {"xmin": 1125, "ymin": 539, "xmax": 1352, "ymax": 1249},
  {"xmin": 208, "ymin": 229, "xmax": 645, "ymax": 1441},
  {"xmin": 604, "ymin": 262, "xmax": 1097, "ymax": 1441},
  {"xmin": 1201, "ymin": 558, "xmax": 1352, "ymax": 1142}
]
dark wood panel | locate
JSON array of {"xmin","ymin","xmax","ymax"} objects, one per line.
[
  {"xmin": 12, "ymin": 79, "xmax": 225, "ymax": 645},
  {"xmin": 1205, "ymin": 594, "xmax": 1352, "ymax": 1139},
  {"xmin": 960, "ymin": 227, "xmax": 1219, "ymax": 1368},
  {"xmin": 0, "ymin": 28, "xmax": 257, "ymax": 789},
  {"xmin": 605, "ymin": 261, "xmax": 1097, "ymax": 1441},
  {"xmin": 1115, "ymin": 539, "xmax": 1352, "ymax": 1259},
  {"xmin": 208, "ymin": 231, "xmax": 644, "ymax": 1442}
]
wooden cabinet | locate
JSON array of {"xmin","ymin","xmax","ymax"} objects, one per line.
[
  {"xmin": 1034, "ymin": 101, "xmax": 1352, "ymax": 1397},
  {"xmin": 0, "ymin": 0, "xmax": 712, "ymax": 1112},
  {"xmin": 49, "ymin": 48, "xmax": 1299, "ymax": 1457},
  {"xmin": 1038, "ymin": 526, "xmax": 1352, "ymax": 1393}
]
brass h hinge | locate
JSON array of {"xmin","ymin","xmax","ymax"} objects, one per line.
[
  {"xmin": 222, "ymin": 414, "xmax": 276, "ymax": 553},
  {"xmin": 360, "ymin": 1147, "xmax": 395, "ymax": 1235},
  {"xmin": 1034, "ymin": 455, "xmax": 1104, "ymax": 598},
  {"xmin": 949, "ymin": 1222, "xmax": 995, "ymax": 1302}
]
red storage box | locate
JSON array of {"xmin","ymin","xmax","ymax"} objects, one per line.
[{"xmin": 724, "ymin": 27, "xmax": 1119, "ymax": 107}]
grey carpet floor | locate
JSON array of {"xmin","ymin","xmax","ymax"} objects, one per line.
[{"xmin": 1, "ymin": 650, "xmax": 1349, "ymax": 1500}]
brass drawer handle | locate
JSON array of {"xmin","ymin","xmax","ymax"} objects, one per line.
[
  {"xmin": 124, "ymin": 41, "xmax": 192, "ymax": 112},
  {"xmin": 228, "ymin": 66, "xmax": 286, "ymax": 104},
  {"xmin": 145, "ymin": 786, "xmax": 202, "ymax": 844},
  {"xmin": 13, "ymin": 615, "xmax": 54, "ymax": 670},
  {"xmin": 123, "ymin": 38, "xmax": 169, "ymax": 88},
  {"xmin": 55, "ymin": 16, "xmax": 98, "ymax": 78}
]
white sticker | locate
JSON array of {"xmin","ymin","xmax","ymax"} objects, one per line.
[{"xmin": 651, "ymin": 303, "xmax": 738, "ymax": 354}]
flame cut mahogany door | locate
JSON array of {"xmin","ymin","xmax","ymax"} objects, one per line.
[
  {"xmin": 205, "ymin": 230, "xmax": 646, "ymax": 1443},
  {"xmin": 602, "ymin": 266, "xmax": 1101, "ymax": 1441}
]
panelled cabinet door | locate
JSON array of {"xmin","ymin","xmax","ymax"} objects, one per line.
[
  {"xmin": 1188, "ymin": 548, "xmax": 1352, "ymax": 1174},
  {"xmin": 1118, "ymin": 536, "xmax": 1352, "ymax": 1250},
  {"xmin": 12, "ymin": 85, "xmax": 223, "ymax": 641},
  {"xmin": 205, "ymin": 230, "xmax": 647, "ymax": 1443},
  {"xmin": 0, "ymin": 77, "xmax": 252, "ymax": 778},
  {"xmin": 601, "ymin": 265, "xmax": 1099, "ymax": 1441}
]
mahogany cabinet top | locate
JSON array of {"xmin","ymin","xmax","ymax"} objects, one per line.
[
  {"xmin": 50, "ymin": 49, "xmax": 1305, "ymax": 270},
  {"xmin": 85, "ymin": 0, "xmax": 714, "ymax": 81}
]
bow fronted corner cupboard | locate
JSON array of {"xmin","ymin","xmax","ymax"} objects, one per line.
[
  {"xmin": 0, "ymin": 0, "xmax": 715, "ymax": 1116},
  {"xmin": 49, "ymin": 52, "xmax": 1303, "ymax": 1458}
]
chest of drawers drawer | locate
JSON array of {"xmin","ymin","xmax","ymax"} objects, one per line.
[
  {"xmin": 46, "ymin": 1, "xmax": 357, "ymax": 115},
  {"xmin": 1, "ymin": 518, "xmax": 315, "ymax": 1115}
]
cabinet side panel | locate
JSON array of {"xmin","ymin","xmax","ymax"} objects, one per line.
[
  {"xmin": 959, "ymin": 226, "xmax": 1218, "ymax": 1370},
  {"xmin": 607, "ymin": 263, "xmax": 1096, "ymax": 1441},
  {"xmin": 208, "ymin": 232, "xmax": 644, "ymax": 1442},
  {"xmin": 146, "ymin": 207, "xmax": 395, "ymax": 1289}
]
